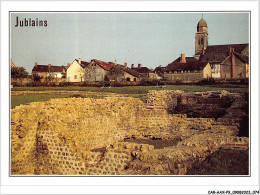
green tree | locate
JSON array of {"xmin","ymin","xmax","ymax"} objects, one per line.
[
  {"xmin": 11, "ymin": 66, "xmax": 29, "ymax": 78},
  {"xmin": 106, "ymin": 65, "xmax": 124, "ymax": 82}
]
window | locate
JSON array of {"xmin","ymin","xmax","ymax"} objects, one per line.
[
  {"xmin": 134, "ymin": 78, "xmax": 136, "ymax": 82},
  {"xmin": 126, "ymin": 78, "xmax": 130, "ymax": 81},
  {"xmin": 74, "ymin": 75, "xmax": 77, "ymax": 79}
]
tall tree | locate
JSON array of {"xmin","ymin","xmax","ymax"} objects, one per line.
[{"xmin": 106, "ymin": 65, "xmax": 124, "ymax": 82}]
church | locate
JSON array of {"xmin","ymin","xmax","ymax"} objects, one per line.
[
  {"xmin": 195, "ymin": 18, "xmax": 249, "ymax": 79},
  {"xmin": 164, "ymin": 17, "xmax": 249, "ymax": 82}
]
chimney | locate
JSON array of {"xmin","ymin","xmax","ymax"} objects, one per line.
[
  {"xmin": 180, "ymin": 54, "xmax": 186, "ymax": 63},
  {"xmin": 159, "ymin": 65, "xmax": 162, "ymax": 68},
  {"xmin": 34, "ymin": 62, "xmax": 38, "ymax": 67},
  {"xmin": 131, "ymin": 64, "xmax": 134, "ymax": 69},
  {"xmin": 229, "ymin": 47, "xmax": 234, "ymax": 54},
  {"xmin": 231, "ymin": 49, "xmax": 235, "ymax": 79},
  {"xmin": 124, "ymin": 62, "xmax": 127, "ymax": 68},
  {"xmin": 78, "ymin": 58, "xmax": 81, "ymax": 64},
  {"xmin": 114, "ymin": 59, "xmax": 117, "ymax": 65},
  {"xmin": 67, "ymin": 63, "xmax": 71, "ymax": 68},
  {"xmin": 138, "ymin": 64, "xmax": 142, "ymax": 69}
]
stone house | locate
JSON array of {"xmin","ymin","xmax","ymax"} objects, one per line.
[
  {"xmin": 165, "ymin": 54, "xmax": 212, "ymax": 82},
  {"xmin": 66, "ymin": 58, "xmax": 89, "ymax": 82},
  {"xmin": 85, "ymin": 59, "xmax": 113, "ymax": 82},
  {"xmin": 120, "ymin": 62, "xmax": 142, "ymax": 82},
  {"xmin": 199, "ymin": 44, "xmax": 249, "ymax": 79},
  {"xmin": 220, "ymin": 48, "xmax": 249, "ymax": 79},
  {"xmin": 84, "ymin": 59, "xmax": 142, "ymax": 82},
  {"xmin": 32, "ymin": 63, "xmax": 66, "ymax": 79}
]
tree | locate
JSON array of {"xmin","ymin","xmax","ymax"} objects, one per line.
[
  {"xmin": 11, "ymin": 66, "xmax": 29, "ymax": 78},
  {"xmin": 106, "ymin": 65, "xmax": 124, "ymax": 82},
  {"xmin": 84, "ymin": 65, "xmax": 97, "ymax": 82},
  {"xmin": 32, "ymin": 74, "xmax": 42, "ymax": 81}
]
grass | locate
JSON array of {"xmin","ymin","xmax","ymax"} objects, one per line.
[
  {"xmin": 12, "ymin": 84, "xmax": 249, "ymax": 94},
  {"xmin": 11, "ymin": 85, "xmax": 249, "ymax": 109},
  {"xmin": 11, "ymin": 94, "xmax": 72, "ymax": 109}
]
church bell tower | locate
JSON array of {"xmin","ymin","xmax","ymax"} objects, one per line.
[{"xmin": 195, "ymin": 17, "xmax": 208, "ymax": 55}]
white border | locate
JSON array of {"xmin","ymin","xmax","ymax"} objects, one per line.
[{"xmin": 1, "ymin": 1, "xmax": 259, "ymax": 194}]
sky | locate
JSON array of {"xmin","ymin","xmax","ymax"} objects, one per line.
[{"xmin": 10, "ymin": 12, "xmax": 249, "ymax": 73}]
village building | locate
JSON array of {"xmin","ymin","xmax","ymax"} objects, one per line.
[
  {"xmin": 199, "ymin": 44, "xmax": 249, "ymax": 79},
  {"xmin": 85, "ymin": 59, "xmax": 141, "ymax": 82},
  {"xmin": 154, "ymin": 65, "xmax": 166, "ymax": 80},
  {"xmin": 85, "ymin": 59, "xmax": 113, "ymax": 82},
  {"xmin": 195, "ymin": 17, "xmax": 249, "ymax": 79},
  {"xmin": 219, "ymin": 48, "xmax": 249, "ymax": 79},
  {"xmin": 165, "ymin": 54, "xmax": 211, "ymax": 82},
  {"xmin": 66, "ymin": 58, "xmax": 89, "ymax": 82},
  {"xmin": 32, "ymin": 63, "xmax": 66, "ymax": 79},
  {"xmin": 131, "ymin": 64, "xmax": 158, "ymax": 79},
  {"xmin": 120, "ymin": 62, "xmax": 142, "ymax": 82}
]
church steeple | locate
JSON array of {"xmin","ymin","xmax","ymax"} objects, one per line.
[{"xmin": 195, "ymin": 17, "xmax": 208, "ymax": 55}]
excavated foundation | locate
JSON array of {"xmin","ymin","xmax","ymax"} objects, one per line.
[{"xmin": 11, "ymin": 90, "xmax": 249, "ymax": 175}]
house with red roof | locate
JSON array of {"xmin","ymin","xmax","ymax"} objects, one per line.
[
  {"xmin": 85, "ymin": 59, "xmax": 114, "ymax": 82},
  {"xmin": 85, "ymin": 59, "xmax": 142, "ymax": 82}
]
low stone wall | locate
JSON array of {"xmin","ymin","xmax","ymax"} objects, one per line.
[{"xmin": 11, "ymin": 90, "xmax": 248, "ymax": 175}]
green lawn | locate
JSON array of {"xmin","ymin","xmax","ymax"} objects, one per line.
[
  {"xmin": 11, "ymin": 85, "xmax": 248, "ymax": 109},
  {"xmin": 12, "ymin": 84, "xmax": 249, "ymax": 94},
  {"xmin": 11, "ymin": 94, "xmax": 72, "ymax": 109}
]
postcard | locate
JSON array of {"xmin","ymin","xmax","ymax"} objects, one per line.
[{"xmin": 1, "ymin": 1, "xmax": 259, "ymax": 194}]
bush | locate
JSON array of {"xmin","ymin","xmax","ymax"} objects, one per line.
[
  {"xmin": 199, "ymin": 78, "xmax": 215, "ymax": 85},
  {"xmin": 140, "ymin": 78, "xmax": 165, "ymax": 86},
  {"xmin": 32, "ymin": 74, "xmax": 42, "ymax": 82},
  {"xmin": 99, "ymin": 81, "xmax": 111, "ymax": 87},
  {"xmin": 12, "ymin": 82, "xmax": 20, "ymax": 87},
  {"xmin": 59, "ymin": 82, "xmax": 71, "ymax": 87}
]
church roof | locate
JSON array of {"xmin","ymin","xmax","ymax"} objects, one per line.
[
  {"xmin": 166, "ymin": 57, "xmax": 208, "ymax": 71},
  {"xmin": 199, "ymin": 43, "xmax": 249, "ymax": 63},
  {"xmin": 197, "ymin": 18, "xmax": 207, "ymax": 28}
]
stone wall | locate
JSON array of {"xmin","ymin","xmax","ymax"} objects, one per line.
[{"xmin": 11, "ymin": 90, "xmax": 248, "ymax": 175}]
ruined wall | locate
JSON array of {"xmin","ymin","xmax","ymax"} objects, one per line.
[{"xmin": 11, "ymin": 90, "xmax": 248, "ymax": 175}]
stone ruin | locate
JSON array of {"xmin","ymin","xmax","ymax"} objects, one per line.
[{"xmin": 11, "ymin": 90, "xmax": 249, "ymax": 175}]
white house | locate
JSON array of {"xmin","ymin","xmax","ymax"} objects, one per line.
[{"xmin": 66, "ymin": 58, "xmax": 89, "ymax": 82}]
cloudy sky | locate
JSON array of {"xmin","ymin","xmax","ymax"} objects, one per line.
[{"xmin": 10, "ymin": 12, "xmax": 249, "ymax": 72}]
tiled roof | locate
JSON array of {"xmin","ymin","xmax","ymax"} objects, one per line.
[
  {"xmin": 235, "ymin": 53, "xmax": 249, "ymax": 63},
  {"xmin": 199, "ymin": 43, "xmax": 248, "ymax": 63},
  {"xmin": 93, "ymin": 60, "xmax": 113, "ymax": 71},
  {"xmin": 32, "ymin": 65, "xmax": 66, "ymax": 73},
  {"xmin": 75, "ymin": 59, "xmax": 90, "ymax": 68},
  {"xmin": 166, "ymin": 57, "xmax": 208, "ymax": 71},
  {"xmin": 131, "ymin": 67, "xmax": 152, "ymax": 74},
  {"xmin": 119, "ymin": 66, "xmax": 142, "ymax": 78},
  {"xmin": 154, "ymin": 66, "xmax": 166, "ymax": 76}
]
